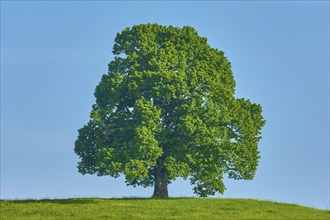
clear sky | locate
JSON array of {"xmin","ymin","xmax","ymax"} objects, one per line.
[{"xmin": 1, "ymin": 1, "xmax": 329, "ymax": 210}]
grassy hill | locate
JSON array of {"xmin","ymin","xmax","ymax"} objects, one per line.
[{"xmin": 1, "ymin": 198, "xmax": 329, "ymax": 219}]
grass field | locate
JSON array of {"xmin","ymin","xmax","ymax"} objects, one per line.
[{"xmin": 1, "ymin": 198, "xmax": 329, "ymax": 219}]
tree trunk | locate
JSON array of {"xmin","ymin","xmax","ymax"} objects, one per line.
[{"xmin": 152, "ymin": 158, "xmax": 169, "ymax": 198}]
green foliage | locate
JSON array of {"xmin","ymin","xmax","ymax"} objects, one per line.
[
  {"xmin": 1, "ymin": 198, "xmax": 329, "ymax": 219},
  {"xmin": 74, "ymin": 23, "xmax": 266, "ymax": 196}
]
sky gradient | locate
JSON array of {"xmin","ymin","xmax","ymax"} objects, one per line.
[{"xmin": 1, "ymin": 1, "xmax": 329, "ymax": 210}]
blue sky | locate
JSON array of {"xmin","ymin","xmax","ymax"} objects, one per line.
[{"xmin": 1, "ymin": 1, "xmax": 329, "ymax": 210}]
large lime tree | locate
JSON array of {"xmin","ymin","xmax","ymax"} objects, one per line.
[{"xmin": 74, "ymin": 24, "xmax": 265, "ymax": 198}]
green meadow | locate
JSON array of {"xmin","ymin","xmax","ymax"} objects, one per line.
[{"xmin": 1, "ymin": 198, "xmax": 329, "ymax": 219}]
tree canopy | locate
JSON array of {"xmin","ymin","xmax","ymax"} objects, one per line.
[{"xmin": 74, "ymin": 24, "xmax": 266, "ymax": 198}]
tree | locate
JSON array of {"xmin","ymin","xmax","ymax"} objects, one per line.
[{"xmin": 74, "ymin": 24, "xmax": 266, "ymax": 198}]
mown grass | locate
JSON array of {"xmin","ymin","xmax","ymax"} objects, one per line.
[{"xmin": 1, "ymin": 198, "xmax": 329, "ymax": 219}]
